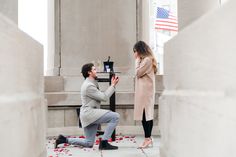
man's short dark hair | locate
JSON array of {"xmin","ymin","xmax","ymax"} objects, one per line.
[{"xmin": 81, "ymin": 63, "xmax": 94, "ymax": 79}]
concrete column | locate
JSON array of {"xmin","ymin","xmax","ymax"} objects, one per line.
[
  {"xmin": 178, "ymin": 0, "xmax": 219, "ymax": 30},
  {"xmin": 137, "ymin": 0, "xmax": 150, "ymax": 43},
  {"xmin": 0, "ymin": 0, "xmax": 18, "ymax": 24},
  {"xmin": 0, "ymin": 14, "xmax": 46, "ymax": 157},
  {"xmin": 160, "ymin": 0, "xmax": 236, "ymax": 157},
  {"xmin": 46, "ymin": 0, "xmax": 59, "ymax": 76}
]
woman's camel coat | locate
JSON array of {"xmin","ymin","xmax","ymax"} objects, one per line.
[{"xmin": 134, "ymin": 57, "xmax": 155, "ymax": 121}]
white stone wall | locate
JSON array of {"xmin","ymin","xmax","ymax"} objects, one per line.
[
  {"xmin": 55, "ymin": 0, "xmax": 136, "ymax": 76},
  {"xmin": 0, "ymin": 14, "xmax": 46, "ymax": 157},
  {"xmin": 160, "ymin": 0, "xmax": 236, "ymax": 157}
]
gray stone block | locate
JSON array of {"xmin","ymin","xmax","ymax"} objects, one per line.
[
  {"xmin": 44, "ymin": 76, "xmax": 64, "ymax": 92},
  {"xmin": 64, "ymin": 76, "xmax": 84, "ymax": 92},
  {"xmin": 45, "ymin": 92, "xmax": 81, "ymax": 106},
  {"xmin": 65, "ymin": 109, "xmax": 79, "ymax": 127},
  {"xmin": 116, "ymin": 109, "xmax": 135, "ymax": 126},
  {"xmin": 47, "ymin": 109, "xmax": 65, "ymax": 128},
  {"xmin": 63, "ymin": 75, "xmax": 135, "ymax": 92}
]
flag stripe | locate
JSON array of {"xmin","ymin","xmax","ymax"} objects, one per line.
[
  {"xmin": 156, "ymin": 20, "xmax": 178, "ymax": 25},
  {"xmin": 156, "ymin": 24, "xmax": 178, "ymax": 28},
  {"xmin": 155, "ymin": 27, "xmax": 178, "ymax": 32},
  {"xmin": 155, "ymin": 24, "xmax": 178, "ymax": 28},
  {"xmin": 155, "ymin": 25, "xmax": 178, "ymax": 30}
]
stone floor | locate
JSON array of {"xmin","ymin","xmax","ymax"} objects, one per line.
[{"xmin": 46, "ymin": 134, "xmax": 160, "ymax": 157}]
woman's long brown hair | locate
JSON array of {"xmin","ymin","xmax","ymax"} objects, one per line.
[{"xmin": 133, "ymin": 41, "xmax": 158, "ymax": 74}]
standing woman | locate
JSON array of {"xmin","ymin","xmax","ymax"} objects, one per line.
[{"xmin": 133, "ymin": 41, "xmax": 158, "ymax": 148}]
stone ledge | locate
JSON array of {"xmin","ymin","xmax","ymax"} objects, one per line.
[
  {"xmin": 45, "ymin": 91, "xmax": 162, "ymax": 106},
  {"xmin": 44, "ymin": 75, "xmax": 164, "ymax": 92}
]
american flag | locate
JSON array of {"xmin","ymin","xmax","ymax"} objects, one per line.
[{"xmin": 155, "ymin": 7, "xmax": 178, "ymax": 32}]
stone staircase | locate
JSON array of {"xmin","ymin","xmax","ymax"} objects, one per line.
[{"xmin": 45, "ymin": 74, "xmax": 164, "ymax": 136}]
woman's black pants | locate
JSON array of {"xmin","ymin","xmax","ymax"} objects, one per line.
[{"xmin": 142, "ymin": 110, "xmax": 153, "ymax": 138}]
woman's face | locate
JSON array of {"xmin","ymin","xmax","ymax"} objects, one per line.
[{"xmin": 133, "ymin": 50, "xmax": 139, "ymax": 59}]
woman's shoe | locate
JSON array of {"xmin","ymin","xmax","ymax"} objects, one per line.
[{"xmin": 137, "ymin": 138, "xmax": 153, "ymax": 149}]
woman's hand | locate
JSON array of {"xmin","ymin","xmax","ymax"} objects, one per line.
[{"xmin": 135, "ymin": 57, "xmax": 141, "ymax": 68}]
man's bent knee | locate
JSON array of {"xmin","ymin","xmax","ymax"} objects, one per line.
[{"xmin": 113, "ymin": 112, "xmax": 120, "ymax": 121}]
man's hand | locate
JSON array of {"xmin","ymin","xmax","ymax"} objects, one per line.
[{"xmin": 111, "ymin": 76, "xmax": 119, "ymax": 87}]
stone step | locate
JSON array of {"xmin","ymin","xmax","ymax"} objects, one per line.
[
  {"xmin": 45, "ymin": 91, "xmax": 161, "ymax": 106},
  {"xmin": 44, "ymin": 75, "xmax": 164, "ymax": 92}
]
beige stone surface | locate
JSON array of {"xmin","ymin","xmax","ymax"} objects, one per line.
[
  {"xmin": 160, "ymin": 1, "xmax": 236, "ymax": 157},
  {"xmin": 65, "ymin": 109, "xmax": 79, "ymax": 127},
  {"xmin": 56, "ymin": 0, "xmax": 136, "ymax": 76},
  {"xmin": 0, "ymin": 0, "xmax": 18, "ymax": 23},
  {"xmin": 45, "ymin": 92, "xmax": 161, "ymax": 106},
  {"xmin": 48, "ymin": 110, "xmax": 65, "ymax": 128},
  {"xmin": 44, "ymin": 76, "xmax": 64, "ymax": 92},
  {"xmin": 116, "ymin": 109, "xmax": 135, "ymax": 126},
  {"xmin": 0, "ymin": 13, "xmax": 45, "ymax": 157},
  {"xmin": 178, "ymin": 0, "xmax": 219, "ymax": 30}
]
